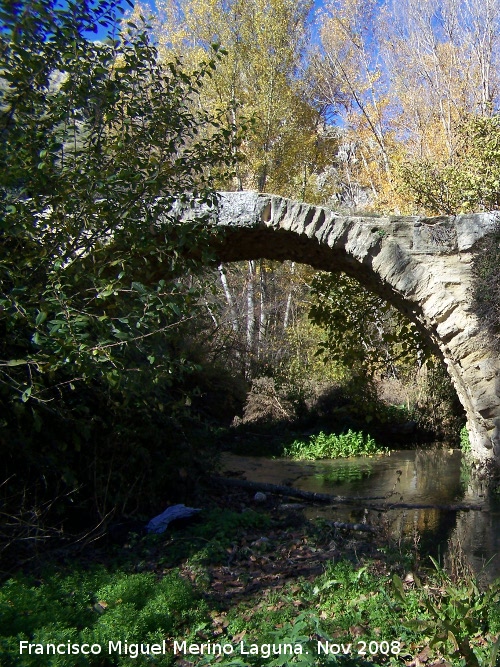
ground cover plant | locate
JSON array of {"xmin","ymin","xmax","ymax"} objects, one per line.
[{"xmin": 2, "ymin": 495, "xmax": 500, "ymax": 667}]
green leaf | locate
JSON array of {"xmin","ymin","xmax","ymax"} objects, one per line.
[
  {"xmin": 6, "ymin": 359, "xmax": 27, "ymax": 367},
  {"xmin": 392, "ymin": 574, "xmax": 405, "ymax": 602},
  {"xmin": 112, "ymin": 331, "xmax": 130, "ymax": 340},
  {"xmin": 21, "ymin": 387, "xmax": 32, "ymax": 403},
  {"xmin": 35, "ymin": 311, "xmax": 48, "ymax": 326},
  {"xmin": 169, "ymin": 302, "xmax": 181, "ymax": 316}
]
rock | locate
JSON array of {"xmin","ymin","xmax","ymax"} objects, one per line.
[{"xmin": 253, "ymin": 492, "xmax": 267, "ymax": 502}]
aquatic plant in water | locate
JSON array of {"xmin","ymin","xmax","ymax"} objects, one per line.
[{"xmin": 283, "ymin": 430, "xmax": 387, "ymax": 460}]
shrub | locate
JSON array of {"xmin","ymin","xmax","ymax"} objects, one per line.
[
  {"xmin": 406, "ymin": 360, "xmax": 465, "ymax": 443},
  {"xmin": 235, "ymin": 377, "xmax": 294, "ymax": 426},
  {"xmin": 460, "ymin": 425, "xmax": 471, "ymax": 454},
  {"xmin": 395, "ymin": 115, "xmax": 500, "ymax": 214},
  {"xmin": 0, "ymin": 0, "xmax": 237, "ymax": 559}
]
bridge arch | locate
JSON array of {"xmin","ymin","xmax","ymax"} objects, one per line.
[{"xmin": 206, "ymin": 191, "xmax": 500, "ymax": 465}]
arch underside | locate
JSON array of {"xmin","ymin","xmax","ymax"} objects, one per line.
[
  {"xmin": 206, "ymin": 192, "xmax": 500, "ymax": 464},
  {"xmin": 215, "ymin": 226, "xmax": 435, "ymax": 344}
]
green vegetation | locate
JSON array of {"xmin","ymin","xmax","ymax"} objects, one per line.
[
  {"xmin": 1, "ymin": 2, "xmax": 497, "ymax": 667},
  {"xmin": 309, "ymin": 273, "xmax": 429, "ymax": 376},
  {"xmin": 1, "ymin": 570, "xmax": 207, "ymax": 667},
  {"xmin": 460, "ymin": 426, "xmax": 472, "ymax": 455},
  {"xmin": 283, "ymin": 430, "xmax": 386, "ymax": 460},
  {"xmin": 393, "ymin": 557, "xmax": 500, "ymax": 667},
  {"xmin": 397, "ymin": 116, "xmax": 500, "ymax": 215},
  {"xmin": 0, "ymin": 0, "xmax": 238, "ymax": 561},
  {"xmin": 2, "ymin": 506, "xmax": 500, "ymax": 667}
]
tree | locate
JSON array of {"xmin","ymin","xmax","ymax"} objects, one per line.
[
  {"xmin": 379, "ymin": 0, "xmax": 500, "ymax": 171},
  {"xmin": 196, "ymin": 259, "xmax": 315, "ymax": 380},
  {"xmin": 130, "ymin": 0, "xmax": 337, "ymax": 201},
  {"xmin": 0, "ymin": 0, "xmax": 237, "ymax": 540},
  {"xmin": 309, "ymin": 272, "xmax": 428, "ymax": 377},
  {"xmin": 125, "ymin": 0, "xmax": 342, "ymax": 385},
  {"xmin": 312, "ymin": 0, "xmax": 393, "ymax": 203},
  {"xmin": 396, "ymin": 115, "xmax": 500, "ymax": 213},
  {"xmin": 310, "ymin": 0, "xmax": 500, "ymax": 213}
]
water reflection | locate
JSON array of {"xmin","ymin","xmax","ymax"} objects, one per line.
[
  {"xmin": 297, "ymin": 449, "xmax": 465, "ymax": 503},
  {"xmin": 313, "ymin": 463, "xmax": 373, "ymax": 485},
  {"xmin": 222, "ymin": 449, "xmax": 500, "ymax": 580}
]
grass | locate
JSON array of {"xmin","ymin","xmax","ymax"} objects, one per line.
[
  {"xmin": 2, "ymin": 503, "xmax": 500, "ymax": 666},
  {"xmin": 283, "ymin": 430, "xmax": 387, "ymax": 460}
]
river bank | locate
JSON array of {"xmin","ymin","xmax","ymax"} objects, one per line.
[{"xmin": 2, "ymin": 476, "xmax": 500, "ymax": 667}]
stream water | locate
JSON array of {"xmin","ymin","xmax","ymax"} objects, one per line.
[{"xmin": 222, "ymin": 449, "xmax": 500, "ymax": 582}]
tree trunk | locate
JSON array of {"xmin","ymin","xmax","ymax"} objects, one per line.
[
  {"xmin": 283, "ymin": 262, "xmax": 296, "ymax": 330},
  {"xmin": 258, "ymin": 260, "xmax": 268, "ymax": 358},
  {"xmin": 246, "ymin": 260, "xmax": 256, "ymax": 376},
  {"xmin": 218, "ymin": 263, "xmax": 239, "ymax": 333}
]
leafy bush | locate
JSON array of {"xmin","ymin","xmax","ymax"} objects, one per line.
[
  {"xmin": 394, "ymin": 558, "xmax": 500, "ymax": 667},
  {"xmin": 235, "ymin": 377, "xmax": 293, "ymax": 426},
  {"xmin": 460, "ymin": 426, "xmax": 471, "ymax": 454},
  {"xmin": 309, "ymin": 272, "xmax": 428, "ymax": 376},
  {"xmin": 406, "ymin": 361, "xmax": 465, "ymax": 443},
  {"xmin": 283, "ymin": 429, "xmax": 386, "ymax": 460},
  {"xmin": 307, "ymin": 375, "xmax": 396, "ymax": 430},
  {"xmin": 0, "ymin": 0, "xmax": 238, "ymax": 558}
]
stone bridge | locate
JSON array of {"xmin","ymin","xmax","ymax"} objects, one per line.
[{"xmin": 203, "ymin": 191, "xmax": 500, "ymax": 464}]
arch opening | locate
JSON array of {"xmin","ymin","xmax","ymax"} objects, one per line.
[{"xmin": 203, "ymin": 191, "xmax": 500, "ymax": 464}]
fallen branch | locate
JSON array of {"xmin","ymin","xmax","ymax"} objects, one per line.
[
  {"xmin": 326, "ymin": 520, "xmax": 377, "ymax": 533},
  {"xmin": 213, "ymin": 477, "xmax": 483, "ymax": 512}
]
